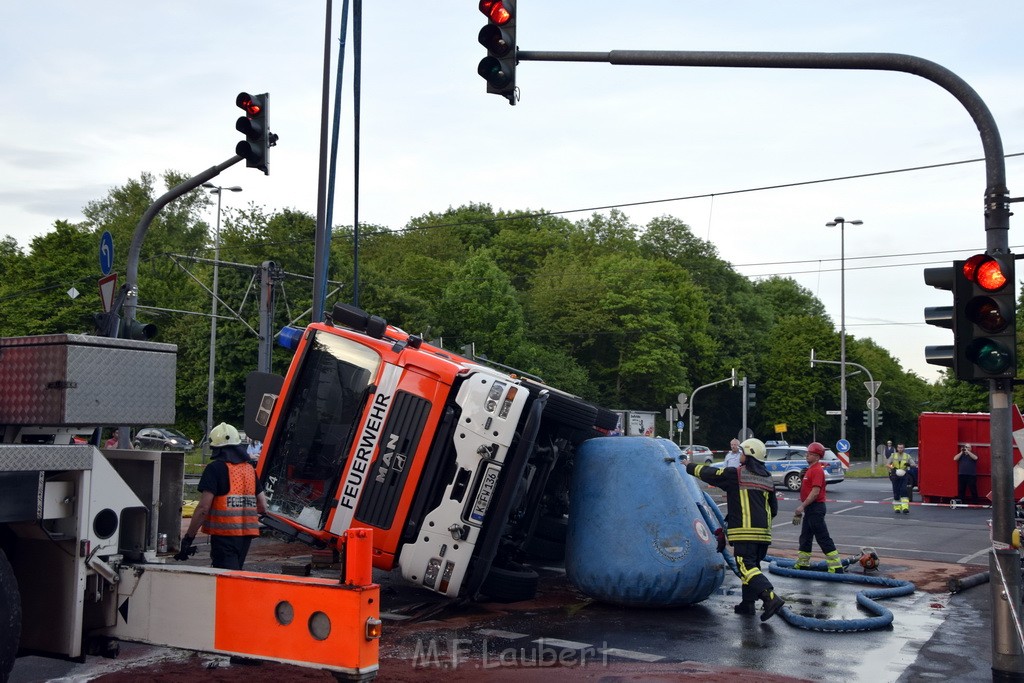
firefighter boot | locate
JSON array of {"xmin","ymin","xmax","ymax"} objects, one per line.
[
  {"xmin": 733, "ymin": 601, "xmax": 757, "ymax": 615},
  {"xmin": 901, "ymin": 498, "xmax": 910, "ymax": 514},
  {"xmin": 793, "ymin": 551, "xmax": 812, "ymax": 571},
  {"xmin": 825, "ymin": 550, "xmax": 844, "ymax": 574},
  {"xmin": 760, "ymin": 590, "xmax": 786, "ymax": 622}
]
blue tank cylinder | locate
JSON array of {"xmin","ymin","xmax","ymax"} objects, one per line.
[{"xmin": 566, "ymin": 437, "xmax": 726, "ymax": 606}]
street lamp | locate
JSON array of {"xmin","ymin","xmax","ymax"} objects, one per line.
[
  {"xmin": 202, "ymin": 183, "xmax": 242, "ymax": 455},
  {"xmin": 825, "ymin": 216, "xmax": 863, "ymax": 443}
]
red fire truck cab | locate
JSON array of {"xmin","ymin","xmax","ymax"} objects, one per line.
[{"xmin": 250, "ymin": 303, "xmax": 614, "ymax": 601}]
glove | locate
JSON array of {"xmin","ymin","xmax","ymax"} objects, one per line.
[
  {"xmin": 174, "ymin": 535, "xmax": 197, "ymax": 561},
  {"xmin": 792, "ymin": 512, "xmax": 803, "ymax": 525},
  {"xmin": 713, "ymin": 527, "xmax": 726, "ymax": 553}
]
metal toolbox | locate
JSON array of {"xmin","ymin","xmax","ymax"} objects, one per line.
[{"xmin": 0, "ymin": 334, "xmax": 177, "ymax": 426}]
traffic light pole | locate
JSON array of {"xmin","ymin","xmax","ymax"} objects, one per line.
[
  {"xmin": 810, "ymin": 352, "xmax": 878, "ymax": 472},
  {"xmin": 688, "ymin": 370, "xmax": 736, "ymax": 451},
  {"xmin": 123, "ymin": 155, "xmax": 244, "ymax": 328},
  {"xmin": 516, "ymin": 47, "xmax": 1017, "ymax": 677}
]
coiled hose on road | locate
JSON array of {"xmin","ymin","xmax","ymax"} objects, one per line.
[{"xmin": 700, "ymin": 491, "xmax": 916, "ymax": 632}]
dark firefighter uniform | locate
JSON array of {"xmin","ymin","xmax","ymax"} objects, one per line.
[{"xmin": 686, "ymin": 449, "xmax": 785, "ymax": 620}]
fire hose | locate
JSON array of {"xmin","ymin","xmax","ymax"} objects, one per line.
[{"xmin": 700, "ymin": 491, "xmax": 916, "ymax": 632}]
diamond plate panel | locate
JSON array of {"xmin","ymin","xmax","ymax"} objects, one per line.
[
  {"xmin": 0, "ymin": 334, "xmax": 177, "ymax": 426},
  {"xmin": 0, "ymin": 445, "xmax": 94, "ymax": 471}
]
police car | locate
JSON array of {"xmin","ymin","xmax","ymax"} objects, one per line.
[
  {"xmin": 764, "ymin": 445, "xmax": 845, "ymax": 491},
  {"xmin": 710, "ymin": 445, "xmax": 845, "ymax": 491}
]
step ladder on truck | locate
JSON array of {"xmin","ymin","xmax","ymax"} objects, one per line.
[{"xmin": 0, "ymin": 333, "xmax": 380, "ymax": 681}]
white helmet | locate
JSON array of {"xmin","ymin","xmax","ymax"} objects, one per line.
[
  {"xmin": 895, "ymin": 468, "xmax": 907, "ymax": 477},
  {"xmin": 209, "ymin": 422, "xmax": 241, "ymax": 447},
  {"xmin": 740, "ymin": 438, "xmax": 767, "ymax": 462}
]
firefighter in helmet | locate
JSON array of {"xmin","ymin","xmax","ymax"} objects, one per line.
[
  {"xmin": 177, "ymin": 422, "xmax": 267, "ymax": 568},
  {"xmin": 685, "ymin": 437, "xmax": 786, "ymax": 621},
  {"xmin": 887, "ymin": 442, "xmax": 915, "ymax": 514},
  {"xmin": 793, "ymin": 442, "xmax": 843, "ymax": 572}
]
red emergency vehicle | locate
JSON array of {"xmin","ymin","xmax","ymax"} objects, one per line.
[
  {"xmin": 917, "ymin": 408, "xmax": 1024, "ymax": 503},
  {"xmin": 249, "ymin": 304, "xmax": 615, "ymax": 601}
]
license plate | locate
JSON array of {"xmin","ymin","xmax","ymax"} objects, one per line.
[{"xmin": 469, "ymin": 463, "xmax": 501, "ymax": 523}]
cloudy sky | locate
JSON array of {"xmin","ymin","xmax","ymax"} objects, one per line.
[{"xmin": 3, "ymin": 2, "xmax": 1024, "ymax": 384}]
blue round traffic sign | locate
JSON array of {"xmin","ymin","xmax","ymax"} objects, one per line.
[
  {"xmin": 99, "ymin": 231, "xmax": 114, "ymax": 275},
  {"xmin": 836, "ymin": 439, "xmax": 851, "ymax": 453}
]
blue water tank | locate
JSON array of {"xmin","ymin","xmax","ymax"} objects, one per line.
[{"xmin": 566, "ymin": 437, "xmax": 726, "ymax": 606}]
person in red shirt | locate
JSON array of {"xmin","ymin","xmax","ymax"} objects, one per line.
[{"xmin": 792, "ymin": 442, "xmax": 843, "ymax": 573}]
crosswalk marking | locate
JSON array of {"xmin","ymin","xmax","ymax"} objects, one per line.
[
  {"xmin": 476, "ymin": 628, "xmax": 529, "ymax": 639},
  {"xmin": 600, "ymin": 647, "xmax": 666, "ymax": 662}
]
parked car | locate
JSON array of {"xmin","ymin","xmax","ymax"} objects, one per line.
[
  {"xmin": 133, "ymin": 427, "xmax": 195, "ymax": 452},
  {"xmin": 764, "ymin": 445, "xmax": 845, "ymax": 491},
  {"xmin": 681, "ymin": 445, "xmax": 714, "ymax": 464}
]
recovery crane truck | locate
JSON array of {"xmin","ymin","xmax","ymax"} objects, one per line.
[
  {"xmin": 0, "ymin": 333, "xmax": 380, "ymax": 681},
  {"xmin": 248, "ymin": 303, "xmax": 617, "ymax": 603}
]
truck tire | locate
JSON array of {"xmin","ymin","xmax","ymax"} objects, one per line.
[
  {"xmin": 521, "ymin": 381, "xmax": 597, "ymax": 431},
  {"xmin": 0, "ymin": 548, "xmax": 21, "ymax": 682},
  {"xmin": 480, "ymin": 562, "xmax": 539, "ymax": 603},
  {"xmin": 594, "ymin": 407, "xmax": 619, "ymax": 431}
]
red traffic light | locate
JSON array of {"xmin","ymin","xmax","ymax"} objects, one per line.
[
  {"xmin": 962, "ymin": 253, "xmax": 1008, "ymax": 292},
  {"xmin": 236, "ymin": 92, "xmax": 262, "ymax": 118},
  {"xmin": 479, "ymin": 0, "xmax": 512, "ymax": 24}
]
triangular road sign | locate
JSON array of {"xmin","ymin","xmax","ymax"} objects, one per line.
[{"xmin": 99, "ymin": 273, "xmax": 117, "ymax": 313}]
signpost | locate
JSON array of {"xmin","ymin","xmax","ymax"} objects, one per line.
[
  {"xmin": 98, "ymin": 274, "xmax": 117, "ymax": 313},
  {"xmin": 99, "ymin": 231, "xmax": 114, "ymax": 276}
]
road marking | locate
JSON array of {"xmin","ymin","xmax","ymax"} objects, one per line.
[
  {"xmin": 533, "ymin": 637, "xmax": 593, "ymax": 650},
  {"xmin": 477, "ymin": 628, "xmax": 529, "ymax": 639},
  {"xmin": 599, "ymin": 647, "xmax": 666, "ymax": 662},
  {"xmin": 957, "ymin": 547, "xmax": 990, "ymax": 564},
  {"xmin": 834, "ymin": 505, "xmax": 863, "ymax": 514}
]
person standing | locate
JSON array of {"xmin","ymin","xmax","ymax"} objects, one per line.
[
  {"xmin": 954, "ymin": 443, "xmax": 979, "ymax": 502},
  {"xmin": 177, "ymin": 422, "xmax": 267, "ymax": 569},
  {"xmin": 792, "ymin": 442, "xmax": 843, "ymax": 572},
  {"xmin": 685, "ymin": 438, "xmax": 785, "ymax": 621},
  {"xmin": 723, "ymin": 438, "xmax": 742, "ymax": 468},
  {"xmin": 887, "ymin": 443, "xmax": 915, "ymax": 514}
]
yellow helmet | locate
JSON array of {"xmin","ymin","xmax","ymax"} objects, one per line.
[
  {"xmin": 740, "ymin": 438, "xmax": 767, "ymax": 462},
  {"xmin": 209, "ymin": 422, "xmax": 241, "ymax": 447}
]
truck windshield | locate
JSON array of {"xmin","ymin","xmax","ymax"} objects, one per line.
[{"xmin": 262, "ymin": 330, "xmax": 381, "ymax": 529}]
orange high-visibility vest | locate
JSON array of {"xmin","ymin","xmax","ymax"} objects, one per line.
[{"xmin": 203, "ymin": 461, "xmax": 260, "ymax": 537}]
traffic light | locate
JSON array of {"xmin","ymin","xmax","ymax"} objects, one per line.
[
  {"xmin": 120, "ymin": 318, "xmax": 157, "ymax": 340},
  {"xmin": 863, "ymin": 410, "xmax": 870, "ymax": 426},
  {"xmin": 747, "ymin": 383, "xmax": 757, "ymax": 409},
  {"xmin": 92, "ymin": 311, "xmax": 120, "ymax": 338},
  {"xmin": 477, "ymin": 0, "xmax": 517, "ymax": 105},
  {"xmin": 956, "ymin": 253, "xmax": 1016, "ymax": 380},
  {"xmin": 923, "ymin": 262, "xmax": 958, "ymax": 370},
  {"xmin": 876, "ymin": 410, "xmax": 884, "ymax": 426},
  {"xmin": 235, "ymin": 92, "xmax": 273, "ymax": 174},
  {"xmin": 692, "ymin": 415, "xmax": 700, "ymax": 431}
]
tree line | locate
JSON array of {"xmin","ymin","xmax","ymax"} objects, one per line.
[{"xmin": 0, "ymin": 171, "xmax": 992, "ymax": 454}]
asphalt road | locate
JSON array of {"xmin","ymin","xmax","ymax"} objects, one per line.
[{"xmin": 8, "ymin": 477, "xmax": 1005, "ymax": 682}]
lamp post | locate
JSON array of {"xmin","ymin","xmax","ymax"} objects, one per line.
[
  {"xmin": 202, "ymin": 183, "xmax": 242, "ymax": 455},
  {"xmin": 825, "ymin": 216, "xmax": 863, "ymax": 442}
]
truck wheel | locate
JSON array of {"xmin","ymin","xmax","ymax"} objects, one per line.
[
  {"xmin": 594, "ymin": 407, "xmax": 619, "ymax": 431},
  {"xmin": 521, "ymin": 381, "xmax": 598, "ymax": 431},
  {"xmin": 480, "ymin": 562, "xmax": 539, "ymax": 603},
  {"xmin": 0, "ymin": 548, "xmax": 21, "ymax": 682},
  {"xmin": 785, "ymin": 471, "xmax": 802, "ymax": 491}
]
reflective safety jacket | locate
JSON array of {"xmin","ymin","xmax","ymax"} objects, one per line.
[
  {"xmin": 203, "ymin": 461, "xmax": 260, "ymax": 537},
  {"xmin": 686, "ymin": 462, "xmax": 777, "ymax": 544}
]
